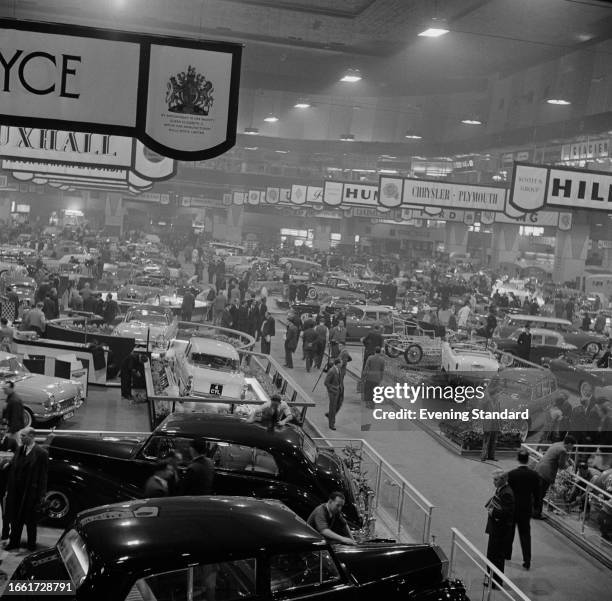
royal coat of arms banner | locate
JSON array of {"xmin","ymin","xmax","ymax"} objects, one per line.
[{"xmin": 0, "ymin": 19, "xmax": 242, "ymax": 161}]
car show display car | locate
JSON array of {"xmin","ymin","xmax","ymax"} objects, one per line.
[
  {"xmin": 117, "ymin": 274, "xmax": 173, "ymax": 302},
  {"xmin": 440, "ymin": 342, "xmax": 499, "ymax": 384},
  {"xmin": 306, "ymin": 275, "xmax": 369, "ymax": 304},
  {"xmin": 113, "ymin": 306, "xmax": 178, "ymax": 350},
  {"xmin": 0, "ymin": 352, "xmax": 83, "ymax": 427},
  {"xmin": 42, "ymin": 413, "xmax": 361, "ymax": 527},
  {"xmin": 344, "ymin": 304, "xmax": 393, "ymax": 339},
  {"xmin": 547, "ymin": 352, "xmax": 612, "ymax": 399},
  {"xmin": 494, "ymin": 327, "xmax": 578, "ymax": 366},
  {"xmin": 8, "ymin": 496, "xmax": 469, "ymax": 601}
]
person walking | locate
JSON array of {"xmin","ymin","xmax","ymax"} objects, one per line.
[
  {"xmin": 302, "ymin": 321, "xmax": 318, "ymax": 373},
  {"xmin": 336, "ymin": 342, "xmax": 352, "ymax": 417},
  {"xmin": 324, "ymin": 359, "xmax": 342, "ymax": 430},
  {"xmin": 507, "ymin": 449, "xmax": 540, "ymax": 570},
  {"xmin": 180, "ymin": 288, "xmax": 195, "ymax": 322},
  {"xmin": 533, "ymin": 435, "xmax": 576, "ymax": 518},
  {"xmin": 0, "ymin": 419, "xmax": 18, "ymax": 540},
  {"xmin": 212, "ymin": 289, "xmax": 227, "ymax": 324},
  {"xmin": 260, "ymin": 311, "xmax": 275, "ymax": 355},
  {"xmin": 313, "ymin": 317, "xmax": 329, "ymax": 370},
  {"xmin": 329, "ymin": 320, "xmax": 347, "ymax": 359},
  {"xmin": 180, "ymin": 439, "xmax": 215, "ymax": 495},
  {"xmin": 361, "ymin": 324, "xmax": 384, "ymax": 371},
  {"xmin": 480, "ymin": 381, "xmax": 502, "ymax": 461},
  {"xmin": 362, "ymin": 347, "xmax": 385, "ymax": 409},
  {"xmin": 284, "ymin": 318, "xmax": 299, "ymax": 368},
  {"xmin": 2, "ymin": 382, "xmax": 25, "ymax": 439},
  {"xmin": 484, "ymin": 471, "xmax": 515, "ymax": 588},
  {"xmin": 5, "ymin": 428, "xmax": 49, "ymax": 552}
]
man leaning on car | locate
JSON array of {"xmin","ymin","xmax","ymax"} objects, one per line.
[{"xmin": 307, "ymin": 491, "xmax": 357, "ymax": 546}]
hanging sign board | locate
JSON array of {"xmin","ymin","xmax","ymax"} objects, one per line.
[
  {"xmin": 0, "ymin": 19, "xmax": 242, "ymax": 160},
  {"xmin": 510, "ymin": 162, "xmax": 612, "ymax": 212}
]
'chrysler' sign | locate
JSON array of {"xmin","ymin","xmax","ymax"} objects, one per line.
[{"xmin": 0, "ymin": 19, "xmax": 242, "ymax": 161}]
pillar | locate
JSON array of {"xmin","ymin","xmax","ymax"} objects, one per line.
[
  {"xmin": 214, "ymin": 205, "xmax": 244, "ymax": 242},
  {"xmin": 444, "ymin": 222, "xmax": 469, "ymax": 255},
  {"xmin": 104, "ymin": 193, "xmax": 125, "ymax": 234},
  {"xmin": 313, "ymin": 222, "xmax": 332, "ymax": 251},
  {"xmin": 490, "ymin": 224, "xmax": 520, "ymax": 268},
  {"xmin": 553, "ymin": 225, "xmax": 589, "ymax": 284}
]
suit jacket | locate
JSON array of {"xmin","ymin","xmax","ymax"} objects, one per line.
[
  {"xmin": 261, "ymin": 316, "xmax": 276, "ymax": 338},
  {"xmin": 181, "ymin": 456, "xmax": 215, "ymax": 495},
  {"xmin": 143, "ymin": 475, "xmax": 169, "ymax": 498},
  {"xmin": 535, "ymin": 442, "xmax": 568, "ymax": 483},
  {"xmin": 507, "ymin": 465, "xmax": 539, "ymax": 517},
  {"xmin": 324, "ymin": 366, "xmax": 341, "ymax": 395},
  {"xmin": 485, "ymin": 483, "xmax": 515, "ymax": 538},
  {"xmin": 0, "ymin": 435, "xmax": 18, "ymax": 492},
  {"xmin": 3, "ymin": 393, "xmax": 26, "ymax": 434},
  {"xmin": 285, "ymin": 322, "xmax": 299, "ymax": 350},
  {"xmin": 364, "ymin": 354, "xmax": 385, "ymax": 383},
  {"xmin": 6, "ymin": 444, "xmax": 49, "ymax": 524}
]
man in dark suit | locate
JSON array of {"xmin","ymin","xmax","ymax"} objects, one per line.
[
  {"xmin": 485, "ymin": 470, "xmax": 515, "ymax": 588},
  {"xmin": 507, "ymin": 450, "xmax": 539, "ymax": 570},
  {"xmin": 0, "ymin": 419, "xmax": 18, "ymax": 540},
  {"xmin": 181, "ymin": 438, "xmax": 214, "ymax": 495},
  {"xmin": 516, "ymin": 324, "xmax": 532, "ymax": 361},
  {"xmin": 362, "ymin": 347, "xmax": 385, "ymax": 409},
  {"xmin": 143, "ymin": 460, "xmax": 174, "ymax": 498},
  {"xmin": 324, "ymin": 359, "xmax": 342, "ymax": 431},
  {"xmin": 284, "ymin": 318, "xmax": 299, "ymax": 368},
  {"xmin": 534, "ymin": 435, "xmax": 575, "ymax": 518},
  {"xmin": 260, "ymin": 312, "xmax": 276, "ymax": 355},
  {"xmin": 5, "ymin": 428, "xmax": 48, "ymax": 551},
  {"xmin": 2, "ymin": 382, "xmax": 25, "ymax": 437}
]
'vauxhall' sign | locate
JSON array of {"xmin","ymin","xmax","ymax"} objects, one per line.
[
  {"xmin": 510, "ymin": 162, "xmax": 612, "ymax": 212},
  {"xmin": 0, "ymin": 19, "xmax": 242, "ymax": 161}
]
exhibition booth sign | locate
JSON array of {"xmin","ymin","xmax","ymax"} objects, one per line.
[{"xmin": 0, "ymin": 18, "xmax": 242, "ymax": 161}]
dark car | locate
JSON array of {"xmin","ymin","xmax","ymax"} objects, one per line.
[
  {"xmin": 548, "ymin": 352, "xmax": 612, "ymax": 399},
  {"xmin": 43, "ymin": 413, "xmax": 360, "ymax": 527},
  {"xmin": 6, "ymin": 497, "xmax": 469, "ymax": 601},
  {"xmin": 494, "ymin": 327, "xmax": 578, "ymax": 366}
]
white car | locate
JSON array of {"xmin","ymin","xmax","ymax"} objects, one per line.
[
  {"xmin": 113, "ymin": 307, "xmax": 178, "ymax": 350},
  {"xmin": 172, "ymin": 337, "xmax": 247, "ymax": 412},
  {"xmin": 440, "ymin": 341, "xmax": 500, "ymax": 384}
]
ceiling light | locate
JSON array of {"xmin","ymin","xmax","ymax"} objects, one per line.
[
  {"xmin": 461, "ymin": 118, "xmax": 483, "ymax": 125},
  {"xmin": 379, "ymin": 169, "xmax": 399, "ymax": 174},
  {"xmin": 418, "ymin": 18, "xmax": 449, "ymax": 37},
  {"xmin": 294, "ymin": 101, "xmax": 311, "ymax": 109},
  {"xmin": 244, "ymin": 127, "xmax": 259, "ymax": 135},
  {"xmin": 274, "ymin": 150, "xmax": 289, "ymax": 154},
  {"xmin": 546, "ymin": 99, "xmax": 571, "ymax": 105},
  {"xmin": 244, "ymin": 146, "xmax": 258, "ymax": 151},
  {"xmin": 405, "ymin": 132, "xmax": 423, "ymax": 139},
  {"xmin": 340, "ymin": 134, "xmax": 355, "ymax": 141},
  {"xmin": 340, "ymin": 68, "xmax": 362, "ymax": 83},
  {"xmin": 264, "ymin": 114, "xmax": 279, "ymax": 123}
]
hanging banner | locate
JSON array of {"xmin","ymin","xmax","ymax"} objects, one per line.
[
  {"xmin": 378, "ymin": 176, "xmax": 506, "ymax": 212},
  {"xmin": 510, "ymin": 162, "xmax": 612, "ymax": 212},
  {"xmin": 0, "ymin": 19, "xmax": 241, "ymax": 161}
]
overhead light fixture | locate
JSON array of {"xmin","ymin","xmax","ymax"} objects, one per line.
[
  {"xmin": 340, "ymin": 134, "xmax": 355, "ymax": 141},
  {"xmin": 546, "ymin": 98, "xmax": 571, "ymax": 105},
  {"xmin": 379, "ymin": 169, "xmax": 399, "ymax": 174},
  {"xmin": 418, "ymin": 18, "xmax": 449, "ymax": 37},
  {"xmin": 294, "ymin": 100, "xmax": 311, "ymax": 109},
  {"xmin": 244, "ymin": 127, "xmax": 259, "ymax": 135},
  {"xmin": 244, "ymin": 146, "xmax": 258, "ymax": 151},
  {"xmin": 405, "ymin": 131, "xmax": 423, "ymax": 139},
  {"xmin": 340, "ymin": 68, "xmax": 362, "ymax": 83},
  {"xmin": 264, "ymin": 114, "xmax": 279, "ymax": 123},
  {"xmin": 274, "ymin": 150, "xmax": 289, "ymax": 154},
  {"xmin": 461, "ymin": 118, "xmax": 483, "ymax": 125}
]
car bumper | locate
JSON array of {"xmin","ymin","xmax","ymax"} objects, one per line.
[{"xmin": 33, "ymin": 399, "xmax": 83, "ymax": 422}]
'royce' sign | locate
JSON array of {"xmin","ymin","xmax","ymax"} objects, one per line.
[{"xmin": 0, "ymin": 18, "xmax": 241, "ymax": 161}]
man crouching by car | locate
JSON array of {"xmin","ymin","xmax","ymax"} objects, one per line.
[{"xmin": 307, "ymin": 491, "xmax": 357, "ymax": 546}]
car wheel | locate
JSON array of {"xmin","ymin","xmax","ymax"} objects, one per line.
[
  {"xmin": 585, "ymin": 342, "xmax": 600, "ymax": 355},
  {"xmin": 385, "ymin": 341, "xmax": 401, "ymax": 358},
  {"xmin": 404, "ymin": 344, "xmax": 423, "ymax": 365},
  {"xmin": 307, "ymin": 287, "xmax": 318, "ymax": 300},
  {"xmin": 44, "ymin": 488, "xmax": 74, "ymax": 524},
  {"xmin": 579, "ymin": 380, "xmax": 594, "ymax": 400},
  {"xmin": 499, "ymin": 353, "xmax": 514, "ymax": 368},
  {"xmin": 23, "ymin": 407, "xmax": 33, "ymax": 428}
]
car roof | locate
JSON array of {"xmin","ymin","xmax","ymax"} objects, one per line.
[
  {"xmin": 511, "ymin": 327, "xmax": 561, "ymax": 337},
  {"xmin": 188, "ymin": 337, "xmax": 239, "ymax": 358},
  {"xmin": 507, "ymin": 314, "xmax": 571, "ymax": 325},
  {"xmin": 75, "ymin": 496, "xmax": 324, "ymax": 568},
  {"xmin": 348, "ymin": 304, "xmax": 392, "ymax": 312},
  {"xmin": 156, "ymin": 413, "xmax": 303, "ymax": 449}
]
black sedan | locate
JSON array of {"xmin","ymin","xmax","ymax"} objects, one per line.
[
  {"xmin": 6, "ymin": 497, "xmax": 469, "ymax": 601},
  {"xmin": 43, "ymin": 413, "xmax": 361, "ymax": 527},
  {"xmin": 494, "ymin": 327, "xmax": 578, "ymax": 366}
]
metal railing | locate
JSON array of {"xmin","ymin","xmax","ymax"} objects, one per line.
[
  {"xmin": 311, "ymin": 437, "xmax": 435, "ymax": 544},
  {"xmin": 525, "ymin": 443, "xmax": 612, "ymax": 470},
  {"xmin": 448, "ymin": 528, "xmax": 532, "ymax": 601},
  {"xmin": 522, "ymin": 443, "xmax": 612, "ymax": 566}
]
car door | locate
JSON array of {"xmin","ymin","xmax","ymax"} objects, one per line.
[
  {"xmin": 345, "ymin": 307, "xmax": 365, "ymax": 339},
  {"xmin": 537, "ymin": 334, "xmax": 565, "ymax": 363}
]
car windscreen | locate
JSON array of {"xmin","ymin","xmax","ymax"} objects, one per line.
[
  {"xmin": 57, "ymin": 529, "xmax": 90, "ymax": 589},
  {"xmin": 126, "ymin": 310, "xmax": 168, "ymax": 324},
  {"xmin": 189, "ymin": 353, "xmax": 238, "ymax": 371},
  {"xmin": 0, "ymin": 357, "xmax": 28, "ymax": 374}
]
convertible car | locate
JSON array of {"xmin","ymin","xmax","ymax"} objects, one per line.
[
  {"xmin": 113, "ymin": 306, "xmax": 178, "ymax": 350},
  {"xmin": 440, "ymin": 342, "xmax": 499, "ymax": 384},
  {"xmin": 547, "ymin": 353, "xmax": 612, "ymax": 399},
  {"xmin": 8, "ymin": 497, "xmax": 469, "ymax": 601},
  {"xmin": 42, "ymin": 412, "xmax": 361, "ymax": 528},
  {"xmin": 0, "ymin": 352, "xmax": 83, "ymax": 427}
]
